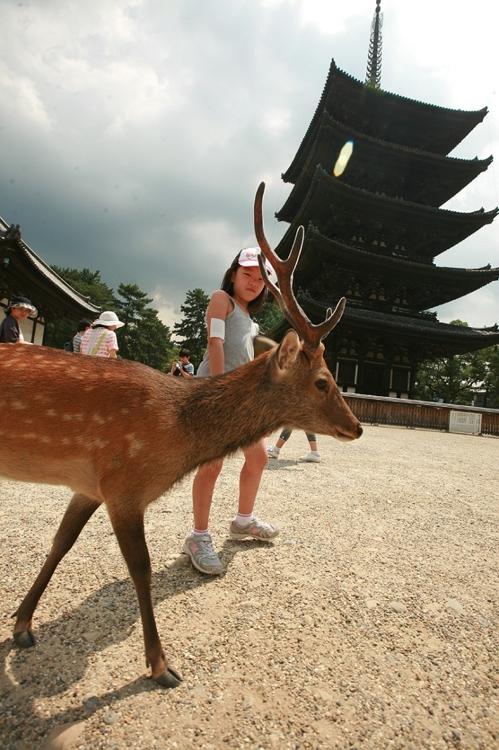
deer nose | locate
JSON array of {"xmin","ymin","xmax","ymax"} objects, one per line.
[{"xmin": 356, "ymin": 424, "xmax": 363, "ymax": 438}]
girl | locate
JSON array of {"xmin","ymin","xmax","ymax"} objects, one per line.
[
  {"xmin": 183, "ymin": 247, "xmax": 279, "ymax": 575},
  {"xmin": 80, "ymin": 310, "xmax": 124, "ymax": 358}
]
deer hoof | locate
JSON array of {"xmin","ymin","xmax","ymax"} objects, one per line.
[
  {"xmin": 154, "ymin": 666, "xmax": 182, "ymax": 689},
  {"xmin": 14, "ymin": 630, "xmax": 36, "ymax": 649}
]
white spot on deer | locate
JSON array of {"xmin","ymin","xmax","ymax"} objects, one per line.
[
  {"xmin": 46, "ymin": 409, "xmax": 57, "ymax": 417},
  {"xmin": 125, "ymin": 433, "xmax": 143, "ymax": 457},
  {"xmin": 61, "ymin": 437, "xmax": 71, "ymax": 445},
  {"xmin": 93, "ymin": 438, "xmax": 109, "ymax": 449},
  {"xmin": 11, "ymin": 400, "xmax": 27, "ymax": 410},
  {"xmin": 92, "ymin": 414, "xmax": 106, "ymax": 425},
  {"xmin": 40, "ymin": 436, "xmax": 51, "ymax": 444},
  {"xmin": 120, "ymin": 408, "xmax": 130, "ymax": 415},
  {"xmin": 62, "ymin": 413, "xmax": 84, "ymax": 422}
]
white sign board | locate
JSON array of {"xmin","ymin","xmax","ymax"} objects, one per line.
[{"xmin": 449, "ymin": 410, "xmax": 482, "ymax": 435}]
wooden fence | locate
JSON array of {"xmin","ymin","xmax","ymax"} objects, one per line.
[{"xmin": 343, "ymin": 393, "xmax": 499, "ymax": 437}]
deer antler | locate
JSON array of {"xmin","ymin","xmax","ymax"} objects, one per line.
[{"xmin": 254, "ymin": 181, "xmax": 346, "ymax": 350}]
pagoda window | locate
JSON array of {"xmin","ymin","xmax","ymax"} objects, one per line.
[
  {"xmin": 362, "ymin": 362, "xmax": 390, "ymax": 396},
  {"xmin": 336, "ymin": 359, "xmax": 358, "ymax": 391},
  {"xmin": 390, "ymin": 366, "xmax": 411, "ymax": 397}
]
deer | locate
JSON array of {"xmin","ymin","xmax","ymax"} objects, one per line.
[{"xmin": 0, "ymin": 183, "xmax": 362, "ymax": 689}]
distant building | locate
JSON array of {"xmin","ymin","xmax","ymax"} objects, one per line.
[
  {"xmin": 0, "ymin": 217, "xmax": 99, "ymax": 343},
  {"xmin": 275, "ymin": 0, "xmax": 499, "ymax": 397}
]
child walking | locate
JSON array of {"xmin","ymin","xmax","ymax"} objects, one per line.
[
  {"xmin": 183, "ymin": 247, "xmax": 279, "ymax": 575},
  {"xmin": 267, "ymin": 429, "xmax": 321, "ymax": 462}
]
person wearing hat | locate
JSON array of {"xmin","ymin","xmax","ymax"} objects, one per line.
[
  {"xmin": 80, "ymin": 310, "xmax": 124, "ymax": 358},
  {"xmin": 0, "ymin": 295, "xmax": 37, "ymax": 344}
]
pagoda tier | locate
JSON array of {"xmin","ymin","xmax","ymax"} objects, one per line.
[
  {"xmin": 276, "ymin": 167, "xmax": 498, "ymax": 262},
  {"xmin": 284, "ymin": 60, "xmax": 488, "ymax": 183},
  {"xmin": 296, "ymin": 227, "xmax": 499, "ymax": 312},
  {"xmin": 296, "ymin": 297, "xmax": 499, "ymax": 397},
  {"xmin": 281, "ymin": 112, "xmax": 493, "ymax": 208}
]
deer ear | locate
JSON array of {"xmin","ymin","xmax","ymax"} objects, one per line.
[{"xmin": 276, "ymin": 330, "xmax": 302, "ymax": 371}]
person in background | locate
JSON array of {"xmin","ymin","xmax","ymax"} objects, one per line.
[
  {"xmin": 0, "ymin": 295, "xmax": 37, "ymax": 344},
  {"xmin": 267, "ymin": 429, "xmax": 321, "ymax": 463},
  {"xmin": 170, "ymin": 348, "xmax": 195, "ymax": 378},
  {"xmin": 80, "ymin": 311, "xmax": 124, "ymax": 358},
  {"xmin": 72, "ymin": 319, "xmax": 91, "ymax": 353}
]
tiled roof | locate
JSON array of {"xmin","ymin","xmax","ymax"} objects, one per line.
[{"xmin": 0, "ymin": 216, "xmax": 99, "ymax": 314}]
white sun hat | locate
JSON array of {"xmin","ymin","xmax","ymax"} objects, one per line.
[{"xmin": 92, "ymin": 310, "xmax": 125, "ymax": 328}]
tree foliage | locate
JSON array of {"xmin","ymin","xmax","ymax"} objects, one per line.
[
  {"xmin": 254, "ymin": 299, "xmax": 283, "ymax": 337},
  {"xmin": 115, "ymin": 283, "xmax": 175, "ymax": 370},
  {"xmin": 413, "ymin": 321, "xmax": 499, "ymax": 407},
  {"xmin": 172, "ymin": 288, "xmax": 209, "ymax": 367}
]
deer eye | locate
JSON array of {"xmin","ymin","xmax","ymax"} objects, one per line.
[{"xmin": 315, "ymin": 378, "xmax": 329, "ymax": 392}]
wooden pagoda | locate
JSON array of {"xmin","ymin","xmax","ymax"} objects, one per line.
[{"xmin": 276, "ymin": 4, "xmax": 499, "ymax": 397}]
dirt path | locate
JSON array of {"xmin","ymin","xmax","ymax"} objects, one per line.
[{"xmin": 1, "ymin": 426, "xmax": 497, "ymax": 749}]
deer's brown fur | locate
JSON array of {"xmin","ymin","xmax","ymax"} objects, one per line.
[{"xmin": 1, "ymin": 183, "xmax": 362, "ymax": 688}]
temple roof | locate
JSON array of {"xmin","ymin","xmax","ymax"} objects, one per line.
[
  {"xmin": 276, "ymin": 167, "xmax": 498, "ymax": 261},
  {"xmin": 301, "ymin": 297, "xmax": 499, "ymax": 356},
  {"xmin": 299, "ymin": 227, "xmax": 499, "ymax": 310},
  {"xmin": 281, "ymin": 112, "xmax": 492, "ymax": 208},
  {"xmin": 284, "ymin": 60, "xmax": 488, "ymax": 183},
  {"xmin": 0, "ymin": 216, "xmax": 100, "ymax": 319}
]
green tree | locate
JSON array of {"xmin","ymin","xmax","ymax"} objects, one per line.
[
  {"xmin": 475, "ymin": 344, "xmax": 499, "ymax": 408},
  {"xmin": 115, "ymin": 283, "xmax": 174, "ymax": 370},
  {"xmin": 115, "ymin": 283, "xmax": 153, "ymax": 360},
  {"xmin": 413, "ymin": 320, "xmax": 496, "ymax": 405},
  {"xmin": 254, "ymin": 299, "xmax": 283, "ymax": 337},
  {"xmin": 44, "ymin": 266, "xmax": 117, "ymax": 349},
  {"xmin": 123, "ymin": 308, "xmax": 176, "ymax": 371},
  {"xmin": 173, "ymin": 288, "xmax": 209, "ymax": 367}
]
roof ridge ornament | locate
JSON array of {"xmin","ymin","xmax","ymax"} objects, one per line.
[{"xmin": 365, "ymin": 0, "xmax": 383, "ymax": 90}]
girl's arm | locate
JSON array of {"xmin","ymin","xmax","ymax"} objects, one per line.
[
  {"xmin": 108, "ymin": 330, "xmax": 119, "ymax": 359},
  {"xmin": 205, "ymin": 290, "xmax": 231, "ymax": 376}
]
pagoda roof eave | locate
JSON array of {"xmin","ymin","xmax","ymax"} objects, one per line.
[
  {"xmin": 0, "ymin": 216, "xmax": 100, "ymax": 317},
  {"xmin": 285, "ymin": 60, "xmax": 488, "ymax": 181},
  {"xmin": 305, "ymin": 226, "xmax": 499, "ymax": 282},
  {"xmin": 281, "ymin": 112, "xmax": 492, "ymax": 207},
  {"xmin": 301, "ymin": 227, "xmax": 499, "ymax": 309},
  {"xmin": 275, "ymin": 166, "xmax": 498, "ymax": 260},
  {"xmin": 303, "ymin": 297, "xmax": 499, "ymax": 353}
]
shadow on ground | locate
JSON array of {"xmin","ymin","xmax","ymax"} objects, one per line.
[{"xmin": 0, "ymin": 538, "xmax": 270, "ymax": 747}]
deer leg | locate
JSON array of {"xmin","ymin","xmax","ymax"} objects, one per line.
[
  {"xmin": 107, "ymin": 507, "xmax": 182, "ymax": 689},
  {"xmin": 13, "ymin": 493, "xmax": 101, "ymax": 648}
]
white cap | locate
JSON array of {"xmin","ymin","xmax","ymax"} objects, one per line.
[{"xmin": 238, "ymin": 247, "xmax": 277, "ymax": 283}]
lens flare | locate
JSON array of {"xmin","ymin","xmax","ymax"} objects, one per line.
[{"xmin": 333, "ymin": 140, "xmax": 354, "ymax": 177}]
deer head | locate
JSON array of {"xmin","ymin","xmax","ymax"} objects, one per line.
[{"xmin": 253, "ymin": 181, "xmax": 362, "ymax": 441}]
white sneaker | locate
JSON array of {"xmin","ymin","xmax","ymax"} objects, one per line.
[
  {"xmin": 300, "ymin": 451, "xmax": 321, "ymax": 463},
  {"xmin": 267, "ymin": 446, "xmax": 280, "ymax": 459}
]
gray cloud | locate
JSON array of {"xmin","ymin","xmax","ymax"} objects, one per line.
[{"xmin": 1, "ymin": 0, "xmax": 497, "ymax": 328}]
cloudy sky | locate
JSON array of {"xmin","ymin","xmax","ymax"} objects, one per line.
[{"xmin": 1, "ymin": 0, "xmax": 497, "ymax": 329}]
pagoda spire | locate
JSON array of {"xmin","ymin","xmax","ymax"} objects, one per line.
[{"xmin": 365, "ymin": 0, "xmax": 383, "ymax": 89}]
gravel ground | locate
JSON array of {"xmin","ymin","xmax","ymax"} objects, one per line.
[{"xmin": 0, "ymin": 425, "xmax": 497, "ymax": 750}]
